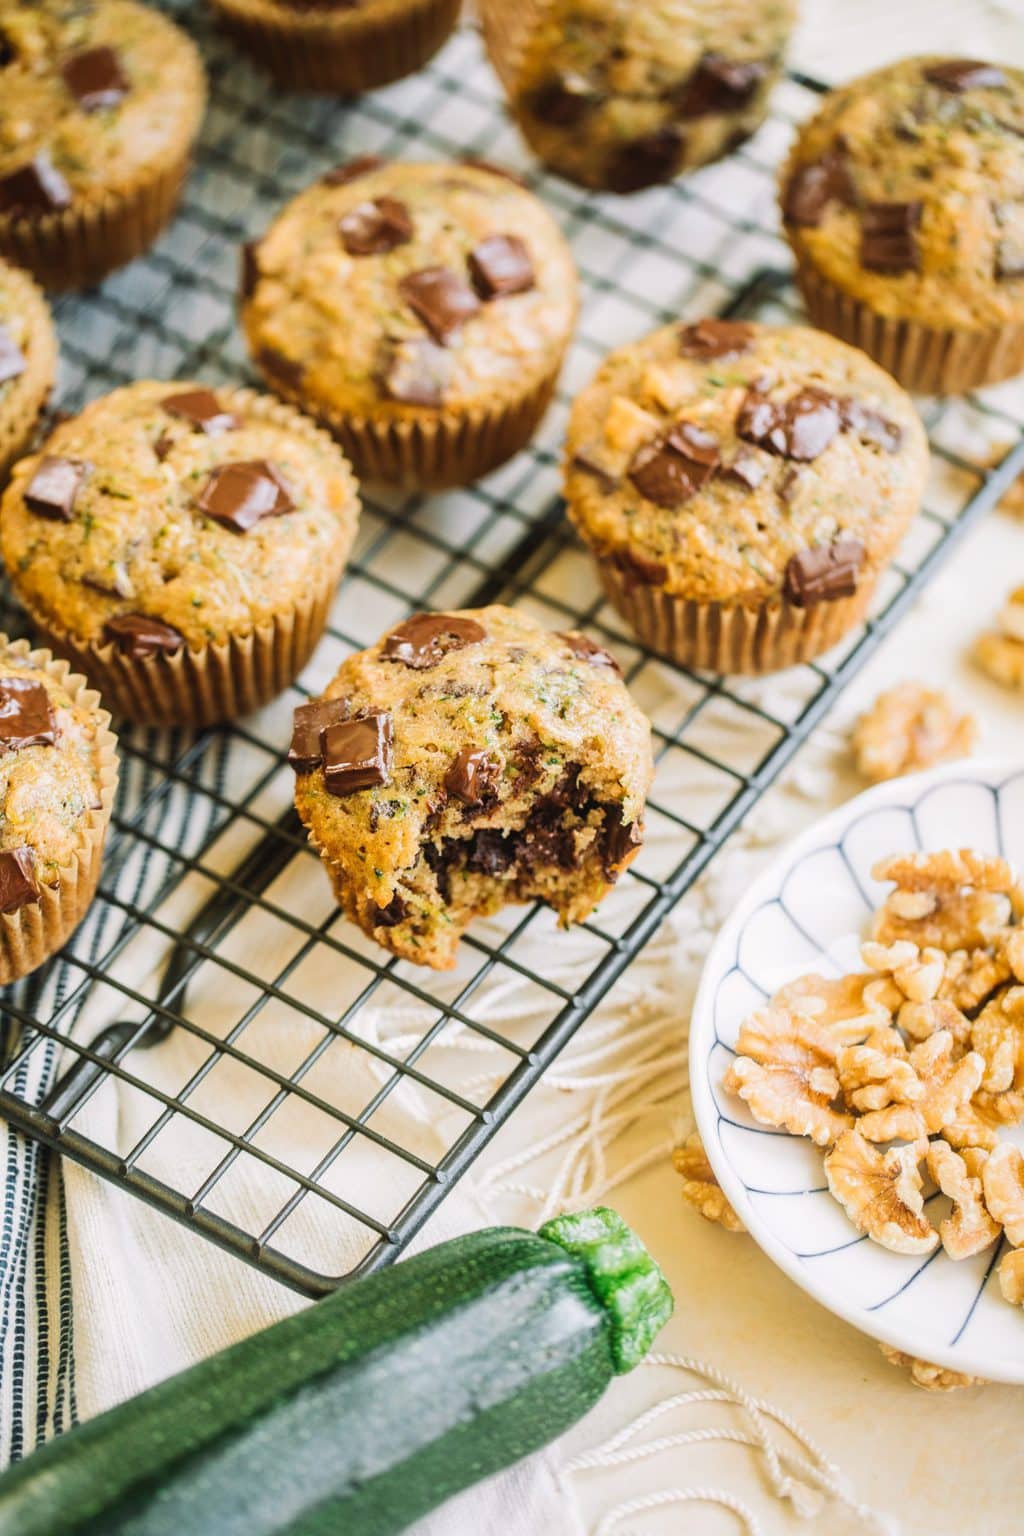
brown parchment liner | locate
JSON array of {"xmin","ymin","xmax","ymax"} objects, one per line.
[
  {"xmin": 0, "ymin": 263, "xmax": 57, "ymax": 482},
  {"xmin": 209, "ymin": 0, "xmax": 461, "ymax": 94},
  {"xmin": 795, "ymin": 263, "xmax": 1024, "ymax": 397},
  {"xmin": 0, "ymin": 636, "xmax": 118, "ymax": 984},
  {"xmin": 7, "ymin": 390, "xmax": 360, "ymax": 728}
]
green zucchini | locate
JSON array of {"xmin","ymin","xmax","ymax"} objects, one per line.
[{"xmin": 0, "ymin": 1206, "xmax": 672, "ymax": 1536}]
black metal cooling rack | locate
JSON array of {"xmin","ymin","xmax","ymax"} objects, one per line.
[{"xmin": 2, "ymin": 9, "xmax": 1024, "ymax": 1297}]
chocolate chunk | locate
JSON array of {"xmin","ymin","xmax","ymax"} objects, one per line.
[
  {"xmin": 861, "ymin": 201, "xmax": 922, "ymax": 273},
  {"xmin": 338, "ymin": 196, "xmax": 413, "ymax": 257},
  {"xmin": 607, "ymin": 126, "xmax": 685, "ymax": 193},
  {"xmin": 783, "ymin": 536, "xmax": 865, "ymax": 607},
  {"xmin": 466, "ymin": 828, "xmax": 515, "ymax": 876},
  {"xmin": 839, "ymin": 398, "xmax": 902, "ymax": 453},
  {"xmin": 460, "ymin": 158, "xmax": 527, "ymax": 186},
  {"xmin": 679, "ymin": 318, "xmax": 754, "ymax": 361},
  {"xmin": 241, "ymin": 240, "xmax": 261, "ymax": 300},
  {"xmin": 398, "ymin": 267, "xmax": 481, "ymax": 344},
  {"xmin": 737, "ymin": 388, "xmax": 840, "ymax": 461},
  {"xmin": 373, "ymin": 894, "xmax": 407, "ymax": 927},
  {"xmin": 0, "ymin": 677, "xmax": 55, "ymax": 751},
  {"xmin": 782, "ymin": 149, "xmax": 855, "ymax": 227},
  {"xmin": 0, "ymin": 324, "xmax": 26, "ymax": 386},
  {"xmin": 628, "ymin": 422, "xmax": 720, "ymax": 508},
  {"xmin": 153, "ymin": 431, "xmax": 174, "ymax": 462},
  {"xmin": 322, "ymin": 711, "xmax": 393, "ymax": 796},
  {"xmin": 560, "ymin": 631, "xmax": 622, "ymax": 675},
  {"xmin": 257, "ymin": 346, "xmax": 304, "ymax": 393},
  {"xmin": 467, "ymin": 235, "xmax": 535, "ymax": 300},
  {"xmin": 602, "ymin": 807, "xmax": 641, "ymax": 876},
  {"xmin": 528, "ymin": 72, "xmax": 598, "ymax": 126},
  {"xmin": 676, "ymin": 54, "xmax": 768, "ymax": 117},
  {"xmin": 321, "ymin": 154, "xmax": 384, "ymax": 186},
  {"xmin": 61, "ymin": 45, "xmax": 128, "ymax": 111},
  {"xmin": 288, "ymin": 695, "xmax": 350, "ymax": 771},
  {"xmin": 103, "ymin": 613, "xmax": 185, "ymax": 657},
  {"xmin": 725, "ymin": 449, "xmax": 766, "ymax": 489},
  {"xmin": 0, "ymin": 847, "xmax": 39, "ymax": 913},
  {"xmin": 570, "ymin": 453, "xmax": 617, "ymax": 492},
  {"xmin": 24, "ymin": 456, "xmax": 89, "ymax": 520},
  {"xmin": 0, "ymin": 154, "xmax": 72, "ymax": 215},
  {"xmin": 612, "ymin": 547, "xmax": 668, "ymax": 586},
  {"xmin": 923, "ymin": 59, "xmax": 1005, "ymax": 93},
  {"xmin": 778, "ymin": 464, "xmax": 805, "ymax": 505},
  {"xmin": 161, "ymin": 388, "xmax": 238, "ymax": 435},
  {"xmin": 196, "ymin": 460, "xmax": 294, "ymax": 532},
  {"xmin": 445, "ymin": 746, "xmax": 500, "ymax": 806},
  {"xmin": 380, "ymin": 337, "xmax": 449, "ymax": 407},
  {"xmin": 382, "ymin": 612, "xmax": 487, "ymax": 669}
]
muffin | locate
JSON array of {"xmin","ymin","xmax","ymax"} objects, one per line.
[
  {"xmin": 0, "ymin": 0, "xmax": 206, "ymax": 291},
  {"xmin": 564, "ymin": 319, "xmax": 929, "ymax": 674},
  {"xmin": 0, "ymin": 381, "xmax": 360, "ymax": 727},
  {"xmin": 781, "ymin": 57, "xmax": 1024, "ymax": 394},
  {"xmin": 242, "ymin": 158, "xmax": 578, "ymax": 490},
  {"xmin": 0, "ymin": 258, "xmax": 57, "ymax": 482},
  {"xmin": 292, "ymin": 605, "xmax": 652, "ymax": 969},
  {"xmin": 0, "ymin": 635, "xmax": 117, "ymax": 983},
  {"xmin": 208, "ymin": 0, "xmax": 461, "ymax": 95},
  {"xmin": 479, "ymin": 0, "xmax": 797, "ymax": 193}
]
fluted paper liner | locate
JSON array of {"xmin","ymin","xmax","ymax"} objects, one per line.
[
  {"xmin": 210, "ymin": 0, "xmax": 461, "ymax": 93},
  {"xmin": 0, "ymin": 264, "xmax": 56, "ymax": 481},
  {"xmin": 0, "ymin": 637, "xmax": 118, "ymax": 984}
]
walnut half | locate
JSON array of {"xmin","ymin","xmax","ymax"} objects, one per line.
[
  {"xmin": 824, "ymin": 1131, "xmax": 938, "ymax": 1256},
  {"xmin": 674, "ymin": 1132, "xmax": 744, "ymax": 1233},
  {"xmin": 852, "ymin": 683, "xmax": 975, "ymax": 785}
]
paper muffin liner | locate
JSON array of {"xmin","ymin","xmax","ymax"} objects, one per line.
[
  {"xmin": 795, "ymin": 264, "xmax": 1024, "ymax": 397},
  {"xmin": 0, "ymin": 265, "xmax": 56, "ymax": 482},
  {"xmin": 209, "ymin": 0, "xmax": 461, "ymax": 94},
  {"xmin": 0, "ymin": 637, "xmax": 118, "ymax": 984}
]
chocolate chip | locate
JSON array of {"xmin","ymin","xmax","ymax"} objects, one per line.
[
  {"xmin": 61, "ymin": 45, "xmax": 128, "ymax": 111},
  {"xmin": 0, "ymin": 677, "xmax": 55, "ymax": 751},
  {"xmin": 724, "ymin": 449, "xmax": 766, "ymax": 489},
  {"xmin": 839, "ymin": 398, "xmax": 902, "ymax": 453},
  {"xmin": 196, "ymin": 460, "xmax": 294, "ymax": 533},
  {"xmin": 380, "ymin": 337, "xmax": 449, "ymax": 407},
  {"xmin": 338, "ymin": 196, "xmax": 413, "ymax": 257},
  {"xmin": 607, "ymin": 126, "xmax": 685, "ymax": 193},
  {"xmin": 257, "ymin": 346, "xmax": 304, "ymax": 393},
  {"xmin": 466, "ymin": 828, "xmax": 515, "ymax": 876},
  {"xmin": 161, "ymin": 389, "xmax": 238, "ymax": 435},
  {"xmin": 783, "ymin": 536, "xmax": 865, "ymax": 606},
  {"xmin": 570, "ymin": 453, "xmax": 618, "ymax": 493},
  {"xmin": 628, "ymin": 422, "xmax": 720, "ymax": 508},
  {"xmin": 322, "ymin": 711, "xmax": 393, "ymax": 796},
  {"xmin": 602, "ymin": 807, "xmax": 641, "ymax": 876},
  {"xmin": 0, "ymin": 324, "xmax": 25, "ymax": 386},
  {"xmin": 241, "ymin": 240, "xmax": 261, "ymax": 300},
  {"xmin": 24, "ymin": 456, "xmax": 89, "ymax": 520},
  {"xmin": 467, "ymin": 235, "xmax": 535, "ymax": 300},
  {"xmin": 861, "ymin": 201, "xmax": 922, "ymax": 273},
  {"xmin": 321, "ymin": 154, "xmax": 384, "ymax": 186},
  {"xmin": 373, "ymin": 893, "xmax": 406, "ymax": 927},
  {"xmin": 289, "ymin": 695, "xmax": 351, "ymax": 771},
  {"xmin": 398, "ymin": 267, "xmax": 481, "ymax": 344},
  {"xmin": 560, "ymin": 631, "xmax": 622, "ymax": 675},
  {"xmin": 0, "ymin": 847, "xmax": 39, "ymax": 913},
  {"xmin": 153, "ymin": 432, "xmax": 174, "ymax": 462},
  {"xmin": 0, "ymin": 154, "xmax": 72, "ymax": 215},
  {"xmin": 445, "ymin": 746, "xmax": 500, "ymax": 806},
  {"xmin": 382, "ymin": 612, "xmax": 487, "ymax": 669},
  {"xmin": 782, "ymin": 149, "xmax": 855, "ymax": 226},
  {"xmin": 923, "ymin": 59, "xmax": 1005, "ymax": 93},
  {"xmin": 460, "ymin": 157, "xmax": 527, "ymax": 186},
  {"xmin": 679, "ymin": 318, "xmax": 754, "ymax": 361},
  {"xmin": 103, "ymin": 613, "xmax": 185, "ymax": 656},
  {"xmin": 676, "ymin": 54, "xmax": 768, "ymax": 117},
  {"xmin": 528, "ymin": 72, "xmax": 598, "ymax": 126},
  {"xmin": 612, "ymin": 547, "xmax": 668, "ymax": 586},
  {"xmin": 737, "ymin": 388, "xmax": 840, "ymax": 461}
]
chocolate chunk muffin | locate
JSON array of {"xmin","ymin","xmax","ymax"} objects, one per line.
[
  {"xmin": 564, "ymin": 319, "xmax": 929, "ymax": 673},
  {"xmin": 293, "ymin": 605, "xmax": 652, "ymax": 969},
  {"xmin": 480, "ymin": 0, "xmax": 796, "ymax": 193},
  {"xmin": 781, "ymin": 57, "xmax": 1024, "ymax": 393},
  {"xmin": 0, "ymin": 257, "xmax": 56, "ymax": 483},
  {"xmin": 242, "ymin": 158, "xmax": 578, "ymax": 490},
  {"xmin": 0, "ymin": 0, "xmax": 206, "ymax": 291},
  {"xmin": 0, "ymin": 635, "xmax": 117, "ymax": 982},
  {"xmin": 0, "ymin": 381, "xmax": 360, "ymax": 726}
]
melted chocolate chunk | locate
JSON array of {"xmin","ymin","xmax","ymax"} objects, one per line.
[
  {"xmin": 628, "ymin": 422, "xmax": 720, "ymax": 507},
  {"xmin": 570, "ymin": 453, "xmax": 617, "ymax": 493},
  {"xmin": 196, "ymin": 460, "xmax": 294, "ymax": 532},
  {"xmin": 528, "ymin": 72, "xmax": 598, "ymax": 126},
  {"xmin": 782, "ymin": 149, "xmax": 854, "ymax": 227},
  {"xmin": 0, "ymin": 154, "xmax": 72, "ymax": 214},
  {"xmin": 382, "ymin": 612, "xmax": 487, "ymax": 669},
  {"xmin": 783, "ymin": 536, "xmax": 865, "ymax": 607},
  {"xmin": 737, "ymin": 388, "xmax": 840, "ymax": 461},
  {"xmin": 468, "ymin": 235, "xmax": 535, "ymax": 299},
  {"xmin": 103, "ymin": 613, "xmax": 185, "ymax": 656},
  {"xmin": 676, "ymin": 53, "xmax": 768, "ymax": 117},
  {"xmin": 0, "ymin": 677, "xmax": 55, "ymax": 751},
  {"xmin": 321, "ymin": 154, "xmax": 384, "ymax": 186},
  {"xmin": 923, "ymin": 59, "xmax": 1005, "ymax": 93},
  {"xmin": 24, "ymin": 456, "xmax": 89, "ymax": 520},
  {"xmin": 607, "ymin": 126, "xmax": 685, "ymax": 193},
  {"xmin": 380, "ymin": 337, "xmax": 449, "ymax": 407},
  {"xmin": 61, "ymin": 44, "xmax": 128, "ymax": 111},
  {"xmin": 0, "ymin": 847, "xmax": 39, "ymax": 913},
  {"xmin": 445, "ymin": 746, "xmax": 500, "ymax": 806},
  {"xmin": 860, "ymin": 201, "xmax": 922, "ymax": 273},
  {"xmin": 612, "ymin": 547, "xmax": 668, "ymax": 587},
  {"xmin": 257, "ymin": 346, "xmax": 304, "ymax": 392},
  {"xmin": 241, "ymin": 240, "xmax": 261, "ymax": 300},
  {"xmin": 602, "ymin": 807, "xmax": 641, "ymax": 876},
  {"xmin": 465, "ymin": 828, "xmax": 516, "ymax": 877},
  {"xmin": 0, "ymin": 324, "xmax": 26, "ymax": 386},
  {"xmin": 839, "ymin": 398, "xmax": 902, "ymax": 453},
  {"xmin": 289, "ymin": 695, "xmax": 350, "ymax": 771},
  {"xmin": 322, "ymin": 711, "xmax": 393, "ymax": 796},
  {"xmin": 373, "ymin": 893, "xmax": 407, "ymax": 927},
  {"xmin": 679, "ymin": 318, "xmax": 754, "ymax": 361},
  {"xmin": 338, "ymin": 196, "xmax": 413, "ymax": 257},
  {"xmin": 161, "ymin": 388, "xmax": 238, "ymax": 435},
  {"xmin": 398, "ymin": 267, "xmax": 481, "ymax": 344},
  {"xmin": 725, "ymin": 449, "xmax": 766, "ymax": 489},
  {"xmin": 560, "ymin": 631, "xmax": 622, "ymax": 675}
]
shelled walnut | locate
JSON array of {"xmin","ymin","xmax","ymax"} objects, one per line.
[
  {"xmin": 674, "ymin": 1132, "xmax": 744, "ymax": 1233},
  {"xmin": 852, "ymin": 683, "xmax": 976, "ymax": 784}
]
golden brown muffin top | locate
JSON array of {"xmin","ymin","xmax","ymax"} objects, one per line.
[{"xmin": 0, "ymin": 257, "xmax": 54, "ymax": 417}]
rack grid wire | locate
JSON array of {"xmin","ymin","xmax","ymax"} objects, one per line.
[{"xmin": 3, "ymin": 4, "xmax": 1024, "ymax": 1297}]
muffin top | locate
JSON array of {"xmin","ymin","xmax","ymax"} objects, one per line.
[
  {"xmin": 242, "ymin": 158, "xmax": 578, "ymax": 419},
  {"xmin": 293, "ymin": 604, "xmax": 652, "ymax": 922},
  {"xmin": 781, "ymin": 56, "xmax": 1024, "ymax": 330},
  {"xmin": 0, "ymin": 257, "xmax": 55, "ymax": 418},
  {"xmin": 1, "ymin": 380, "xmax": 360, "ymax": 652},
  {"xmin": 0, "ymin": 642, "xmax": 107, "ymax": 905},
  {"xmin": 564, "ymin": 320, "xmax": 929, "ymax": 606},
  {"xmin": 0, "ymin": 0, "xmax": 206, "ymax": 214}
]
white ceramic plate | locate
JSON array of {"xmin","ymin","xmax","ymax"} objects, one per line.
[{"xmin": 690, "ymin": 757, "xmax": 1024, "ymax": 1384}]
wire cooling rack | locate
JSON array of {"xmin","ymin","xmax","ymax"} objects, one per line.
[{"xmin": 2, "ymin": 7, "xmax": 1024, "ymax": 1297}]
